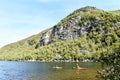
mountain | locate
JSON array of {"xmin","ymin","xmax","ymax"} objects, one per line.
[{"xmin": 0, "ymin": 6, "xmax": 120, "ymax": 61}]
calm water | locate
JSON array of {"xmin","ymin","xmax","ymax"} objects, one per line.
[{"xmin": 0, "ymin": 61, "xmax": 101, "ymax": 80}]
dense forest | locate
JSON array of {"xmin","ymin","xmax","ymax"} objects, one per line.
[{"xmin": 0, "ymin": 6, "xmax": 120, "ymax": 62}]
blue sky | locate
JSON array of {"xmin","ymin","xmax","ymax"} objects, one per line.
[{"xmin": 0, "ymin": 0, "xmax": 120, "ymax": 47}]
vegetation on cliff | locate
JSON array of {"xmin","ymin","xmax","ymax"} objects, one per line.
[{"xmin": 0, "ymin": 6, "xmax": 120, "ymax": 62}]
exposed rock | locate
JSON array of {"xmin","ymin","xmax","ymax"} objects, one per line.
[
  {"xmin": 35, "ymin": 8, "xmax": 119, "ymax": 49},
  {"xmin": 39, "ymin": 29, "xmax": 52, "ymax": 46},
  {"xmin": 115, "ymin": 22, "xmax": 120, "ymax": 27},
  {"xmin": 36, "ymin": 16, "xmax": 104, "ymax": 48},
  {"xmin": 27, "ymin": 40, "xmax": 36, "ymax": 46},
  {"xmin": 80, "ymin": 6, "xmax": 97, "ymax": 12}
]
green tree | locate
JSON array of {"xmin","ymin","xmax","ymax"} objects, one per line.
[{"xmin": 99, "ymin": 45, "xmax": 120, "ymax": 80}]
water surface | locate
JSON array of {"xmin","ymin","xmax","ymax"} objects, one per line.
[{"xmin": 0, "ymin": 61, "xmax": 101, "ymax": 80}]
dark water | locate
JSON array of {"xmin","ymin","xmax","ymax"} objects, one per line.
[{"xmin": 0, "ymin": 61, "xmax": 101, "ymax": 80}]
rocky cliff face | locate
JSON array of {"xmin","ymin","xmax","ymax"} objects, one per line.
[
  {"xmin": 35, "ymin": 6, "xmax": 120, "ymax": 48},
  {"xmin": 35, "ymin": 16, "xmax": 82, "ymax": 48}
]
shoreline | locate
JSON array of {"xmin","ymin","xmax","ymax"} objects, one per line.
[{"xmin": 0, "ymin": 59, "xmax": 98, "ymax": 63}]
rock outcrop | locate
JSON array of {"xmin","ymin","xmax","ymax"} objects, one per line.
[{"xmin": 35, "ymin": 6, "xmax": 120, "ymax": 48}]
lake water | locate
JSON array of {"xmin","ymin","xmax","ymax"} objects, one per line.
[{"xmin": 0, "ymin": 61, "xmax": 101, "ymax": 80}]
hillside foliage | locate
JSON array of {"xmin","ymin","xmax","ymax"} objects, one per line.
[
  {"xmin": 0, "ymin": 6, "xmax": 120, "ymax": 62},
  {"xmin": 98, "ymin": 45, "xmax": 120, "ymax": 80}
]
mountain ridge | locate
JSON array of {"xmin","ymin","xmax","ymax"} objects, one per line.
[{"xmin": 0, "ymin": 6, "xmax": 120, "ymax": 61}]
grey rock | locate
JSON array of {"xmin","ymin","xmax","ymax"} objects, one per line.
[
  {"xmin": 115, "ymin": 22, "xmax": 120, "ymax": 27},
  {"xmin": 35, "ymin": 14, "xmax": 116, "ymax": 49}
]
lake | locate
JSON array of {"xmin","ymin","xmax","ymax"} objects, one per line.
[{"xmin": 0, "ymin": 61, "xmax": 101, "ymax": 80}]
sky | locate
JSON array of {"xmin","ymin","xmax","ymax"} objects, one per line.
[{"xmin": 0, "ymin": 0, "xmax": 120, "ymax": 48}]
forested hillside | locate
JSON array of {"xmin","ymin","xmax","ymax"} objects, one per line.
[{"xmin": 0, "ymin": 6, "xmax": 120, "ymax": 61}]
